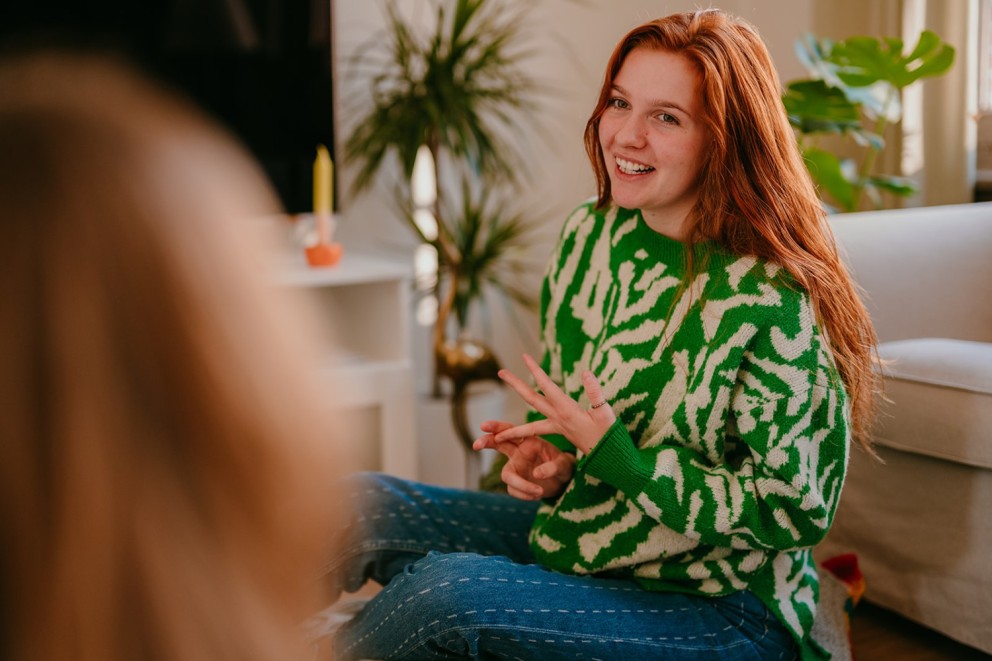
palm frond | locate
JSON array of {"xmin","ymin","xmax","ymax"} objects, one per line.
[
  {"xmin": 344, "ymin": 0, "xmax": 539, "ymax": 194},
  {"xmin": 438, "ymin": 179, "xmax": 541, "ymax": 326},
  {"xmin": 345, "ymin": 0, "xmax": 547, "ymax": 340}
]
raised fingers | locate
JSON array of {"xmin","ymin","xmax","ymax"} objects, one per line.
[
  {"xmin": 473, "ymin": 420, "xmax": 519, "ymax": 451},
  {"xmin": 521, "ymin": 354, "xmax": 574, "ymax": 408},
  {"xmin": 497, "ymin": 367, "xmax": 552, "ymax": 417},
  {"xmin": 478, "ymin": 419, "xmax": 515, "ymax": 435},
  {"xmin": 492, "ymin": 419, "xmax": 556, "ymax": 443}
]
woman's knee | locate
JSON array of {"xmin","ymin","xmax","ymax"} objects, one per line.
[
  {"xmin": 337, "ymin": 553, "xmax": 514, "ymax": 658},
  {"xmin": 383, "ymin": 552, "xmax": 514, "ymax": 616},
  {"xmin": 343, "ymin": 470, "xmax": 398, "ymax": 499},
  {"xmin": 340, "ymin": 471, "xmax": 418, "ymax": 524}
]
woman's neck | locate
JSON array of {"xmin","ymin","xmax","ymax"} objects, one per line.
[{"xmin": 640, "ymin": 207, "xmax": 690, "ymax": 242}]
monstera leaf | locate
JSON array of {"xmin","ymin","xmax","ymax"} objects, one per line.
[
  {"xmin": 802, "ymin": 149, "xmax": 855, "ymax": 212},
  {"xmin": 795, "ymin": 33, "xmax": 901, "ymax": 122},
  {"xmin": 829, "ymin": 30, "xmax": 956, "ymax": 90},
  {"xmin": 784, "ymin": 80, "xmax": 882, "ymax": 150},
  {"xmin": 785, "ymin": 29, "xmax": 955, "ymax": 212}
]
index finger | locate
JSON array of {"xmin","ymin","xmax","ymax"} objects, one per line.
[
  {"xmin": 492, "ymin": 418, "xmax": 556, "ymax": 443},
  {"xmin": 498, "ymin": 367, "xmax": 553, "ymax": 418}
]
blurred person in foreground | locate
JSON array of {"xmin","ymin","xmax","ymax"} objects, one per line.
[{"xmin": 0, "ymin": 49, "xmax": 342, "ymax": 661}]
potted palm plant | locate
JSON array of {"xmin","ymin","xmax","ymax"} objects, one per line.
[{"xmin": 343, "ymin": 0, "xmax": 542, "ymax": 471}]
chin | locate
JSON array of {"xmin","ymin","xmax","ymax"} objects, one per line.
[{"xmin": 610, "ymin": 192, "xmax": 642, "ymax": 210}]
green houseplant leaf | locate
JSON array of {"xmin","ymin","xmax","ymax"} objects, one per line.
[
  {"xmin": 794, "ymin": 32, "xmax": 900, "ymax": 122},
  {"xmin": 344, "ymin": 0, "xmax": 543, "ymax": 320},
  {"xmin": 345, "ymin": 0, "xmax": 536, "ymax": 194},
  {"xmin": 829, "ymin": 30, "xmax": 955, "ymax": 90},
  {"xmin": 784, "ymin": 80, "xmax": 870, "ymax": 138},
  {"xmin": 346, "ymin": 0, "xmax": 547, "ymax": 410},
  {"xmin": 447, "ymin": 181, "xmax": 538, "ymax": 328},
  {"xmin": 803, "ymin": 148, "xmax": 855, "ymax": 211},
  {"xmin": 866, "ymin": 174, "xmax": 917, "ymax": 196},
  {"xmin": 785, "ymin": 28, "xmax": 955, "ymax": 212}
]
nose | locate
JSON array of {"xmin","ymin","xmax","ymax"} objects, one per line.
[{"xmin": 614, "ymin": 113, "xmax": 648, "ymax": 148}]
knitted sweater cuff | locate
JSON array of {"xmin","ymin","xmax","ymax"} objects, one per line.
[{"xmin": 580, "ymin": 420, "xmax": 651, "ymax": 495}]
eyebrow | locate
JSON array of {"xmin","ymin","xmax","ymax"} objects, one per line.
[{"xmin": 611, "ymin": 84, "xmax": 691, "ymax": 116}]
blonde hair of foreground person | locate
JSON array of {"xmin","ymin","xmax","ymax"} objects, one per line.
[{"xmin": 0, "ymin": 51, "xmax": 342, "ymax": 661}]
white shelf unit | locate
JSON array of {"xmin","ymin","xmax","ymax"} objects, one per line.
[{"xmin": 274, "ymin": 251, "xmax": 418, "ymax": 480}]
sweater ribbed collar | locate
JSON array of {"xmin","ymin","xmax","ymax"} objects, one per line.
[{"xmin": 619, "ymin": 206, "xmax": 730, "ymax": 272}]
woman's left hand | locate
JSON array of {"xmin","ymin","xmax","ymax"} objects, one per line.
[{"xmin": 495, "ymin": 354, "xmax": 616, "ymax": 455}]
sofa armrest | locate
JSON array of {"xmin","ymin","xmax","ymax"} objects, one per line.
[
  {"xmin": 874, "ymin": 338, "xmax": 992, "ymax": 468},
  {"xmin": 828, "ymin": 203, "xmax": 992, "ymax": 343}
]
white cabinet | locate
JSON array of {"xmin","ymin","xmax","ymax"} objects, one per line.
[{"xmin": 275, "ymin": 251, "xmax": 418, "ymax": 479}]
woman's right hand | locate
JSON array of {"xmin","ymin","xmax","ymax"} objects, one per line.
[{"xmin": 473, "ymin": 420, "xmax": 576, "ymax": 501}]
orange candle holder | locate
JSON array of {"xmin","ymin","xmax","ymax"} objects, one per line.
[
  {"xmin": 303, "ymin": 212, "xmax": 343, "ymax": 268},
  {"xmin": 305, "ymin": 241, "xmax": 343, "ymax": 267}
]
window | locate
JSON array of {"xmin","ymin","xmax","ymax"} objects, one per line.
[
  {"xmin": 980, "ymin": 0, "xmax": 992, "ymax": 112},
  {"xmin": 977, "ymin": 0, "xmax": 992, "ymax": 197}
]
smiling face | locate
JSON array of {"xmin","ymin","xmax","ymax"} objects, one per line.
[{"xmin": 597, "ymin": 47, "xmax": 708, "ymax": 239}]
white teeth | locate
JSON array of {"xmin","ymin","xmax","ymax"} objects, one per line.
[{"xmin": 616, "ymin": 157, "xmax": 654, "ymax": 174}]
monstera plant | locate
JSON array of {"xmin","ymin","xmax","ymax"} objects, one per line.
[{"xmin": 783, "ymin": 30, "xmax": 955, "ymax": 212}]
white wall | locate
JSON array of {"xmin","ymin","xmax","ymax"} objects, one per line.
[{"xmin": 331, "ymin": 0, "xmax": 813, "ymax": 421}]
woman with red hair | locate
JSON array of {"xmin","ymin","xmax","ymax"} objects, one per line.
[{"xmin": 329, "ymin": 9, "xmax": 878, "ymax": 660}]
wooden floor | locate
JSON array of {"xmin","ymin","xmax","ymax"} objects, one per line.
[{"xmin": 852, "ymin": 602, "xmax": 990, "ymax": 660}]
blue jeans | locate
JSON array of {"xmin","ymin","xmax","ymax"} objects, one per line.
[{"xmin": 326, "ymin": 472, "xmax": 798, "ymax": 660}]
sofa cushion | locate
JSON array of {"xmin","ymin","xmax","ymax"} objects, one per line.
[{"xmin": 873, "ymin": 338, "xmax": 992, "ymax": 469}]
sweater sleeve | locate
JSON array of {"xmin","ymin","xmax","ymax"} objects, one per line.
[{"xmin": 579, "ymin": 293, "xmax": 850, "ymax": 553}]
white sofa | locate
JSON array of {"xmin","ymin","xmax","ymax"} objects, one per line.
[{"xmin": 819, "ymin": 202, "xmax": 992, "ymax": 653}]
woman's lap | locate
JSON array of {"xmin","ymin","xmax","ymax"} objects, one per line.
[
  {"xmin": 325, "ymin": 472, "xmax": 541, "ymax": 596},
  {"xmin": 328, "ymin": 473, "xmax": 796, "ymax": 660}
]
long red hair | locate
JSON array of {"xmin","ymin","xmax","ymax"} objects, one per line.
[{"xmin": 585, "ymin": 10, "xmax": 879, "ymax": 449}]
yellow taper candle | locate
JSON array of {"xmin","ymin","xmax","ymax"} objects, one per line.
[{"xmin": 313, "ymin": 144, "xmax": 332, "ymax": 214}]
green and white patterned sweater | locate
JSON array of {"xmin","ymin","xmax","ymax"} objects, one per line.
[{"xmin": 529, "ymin": 202, "xmax": 849, "ymax": 654}]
